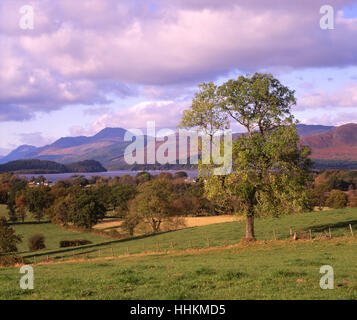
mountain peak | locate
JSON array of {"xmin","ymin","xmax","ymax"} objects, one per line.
[{"xmin": 92, "ymin": 127, "xmax": 127, "ymax": 140}]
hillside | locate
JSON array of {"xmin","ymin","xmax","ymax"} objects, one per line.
[
  {"xmin": 1, "ymin": 207, "xmax": 357, "ymax": 299},
  {"xmin": 302, "ymin": 123, "xmax": 357, "ymax": 160},
  {"xmin": 0, "ymin": 159, "xmax": 107, "ymax": 174},
  {"xmin": 3, "ymin": 123, "xmax": 357, "ymax": 170}
]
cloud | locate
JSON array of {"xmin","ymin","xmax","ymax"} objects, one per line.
[
  {"xmin": 0, "ymin": 148, "xmax": 11, "ymax": 156},
  {"xmin": 1, "ymin": 0, "xmax": 357, "ymax": 122},
  {"xmin": 84, "ymin": 100, "xmax": 189, "ymax": 133},
  {"xmin": 303, "ymin": 112, "xmax": 357, "ymax": 126},
  {"xmin": 18, "ymin": 132, "xmax": 55, "ymax": 146},
  {"xmin": 298, "ymin": 82, "xmax": 357, "ymax": 110}
]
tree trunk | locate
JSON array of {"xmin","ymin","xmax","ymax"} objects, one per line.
[{"xmin": 245, "ymin": 215, "xmax": 256, "ymax": 240}]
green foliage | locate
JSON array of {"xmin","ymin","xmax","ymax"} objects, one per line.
[
  {"xmin": 69, "ymin": 190, "xmax": 106, "ymax": 229},
  {"xmin": 129, "ymin": 179, "xmax": 177, "ymax": 233},
  {"xmin": 28, "ymin": 233, "xmax": 46, "ymax": 251},
  {"xmin": 174, "ymin": 171, "xmax": 188, "ymax": 179},
  {"xmin": 0, "ymin": 218, "xmax": 22, "ymax": 253},
  {"xmin": 179, "ymin": 82, "xmax": 229, "ymax": 137},
  {"xmin": 0, "ymin": 159, "xmax": 106, "ymax": 174},
  {"xmin": 135, "ymin": 171, "xmax": 152, "ymax": 184},
  {"xmin": 308, "ymin": 183, "xmax": 331, "ymax": 210},
  {"xmin": 111, "ymin": 184, "xmax": 137, "ymax": 217},
  {"xmin": 65, "ymin": 160, "xmax": 107, "ymax": 173},
  {"xmin": 326, "ymin": 190, "xmax": 348, "ymax": 209},
  {"xmin": 25, "ymin": 187, "xmax": 54, "ymax": 222},
  {"xmin": 185, "ymin": 73, "xmax": 313, "ymax": 239},
  {"xmin": 315, "ymin": 170, "xmax": 357, "ymax": 191}
]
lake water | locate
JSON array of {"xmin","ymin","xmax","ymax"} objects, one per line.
[{"xmin": 21, "ymin": 170, "xmax": 199, "ymax": 183}]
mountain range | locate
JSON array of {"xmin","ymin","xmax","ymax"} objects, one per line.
[{"xmin": 1, "ymin": 124, "xmax": 357, "ymax": 170}]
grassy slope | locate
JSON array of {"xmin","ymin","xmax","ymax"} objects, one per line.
[
  {"xmin": 13, "ymin": 223, "xmax": 109, "ymax": 254},
  {"xmin": 25, "ymin": 207, "xmax": 357, "ymax": 262},
  {"xmin": 0, "ymin": 238, "xmax": 356, "ymax": 299}
]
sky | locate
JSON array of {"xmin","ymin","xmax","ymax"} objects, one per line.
[{"xmin": 1, "ymin": 0, "xmax": 357, "ymax": 155}]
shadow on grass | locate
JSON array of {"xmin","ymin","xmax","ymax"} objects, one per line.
[
  {"xmin": 9, "ymin": 220, "xmax": 51, "ymax": 226},
  {"xmin": 302, "ymin": 220, "xmax": 357, "ymax": 233}
]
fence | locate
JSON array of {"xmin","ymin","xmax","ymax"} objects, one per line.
[{"xmin": 1, "ymin": 224, "xmax": 355, "ymax": 266}]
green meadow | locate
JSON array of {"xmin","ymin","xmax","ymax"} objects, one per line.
[{"xmin": 1, "ymin": 206, "xmax": 357, "ymax": 299}]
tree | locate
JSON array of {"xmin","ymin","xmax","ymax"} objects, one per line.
[
  {"xmin": 189, "ymin": 73, "xmax": 312, "ymax": 240},
  {"xmin": 26, "ymin": 187, "xmax": 54, "ymax": 222},
  {"xmin": 69, "ymin": 190, "xmax": 106, "ymax": 229},
  {"xmin": 129, "ymin": 179, "xmax": 176, "ymax": 233},
  {"xmin": 135, "ymin": 171, "xmax": 152, "ymax": 184},
  {"xmin": 47, "ymin": 196, "xmax": 72, "ymax": 226},
  {"xmin": 111, "ymin": 184, "xmax": 137, "ymax": 217},
  {"xmin": 326, "ymin": 190, "xmax": 348, "ymax": 209},
  {"xmin": 0, "ymin": 218, "xmax": 22, "ymax": 253},
  {"xmin": 7, "ymin": 180, "xmax": 27, "ymax": 223},
  {"xmin": 179, "ymin": 82, "xmax": 229, "ymax": 141},
  {"xmin": 174, "ymin": 171, "xmax": 188, "ymax": 179},
  {"xmin": 15, "ymin": 193, "xmax": 27, "ymax": 223},
  {"xmin": 308, "ymin": 183, "xmax": 331, "ymax": 210}
]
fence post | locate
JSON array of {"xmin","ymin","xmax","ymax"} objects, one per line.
[
  {"xmin": 309, "ymin": 229, "xmax": 312, "ymax": 240},
  {"xmin": 273, "ymin": 230, "xmax": 277, "ymax": 241},
  {"xmin": 349, "ymin": 224, "xmax": 354, "ymax": 237},
  {"xmin": 290, "ymin": 227, "xmax": 293, "ymax": 238},
  {"xmin": 126, "ymin": 247, "xmax": 129, "ymax": 255},
  {"xmin": 329, "ymin": 227, "xmax": 332, "ymax": 239}
]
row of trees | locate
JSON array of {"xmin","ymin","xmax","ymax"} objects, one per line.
[{"xmin": 0, "ymin": 170, "xmax": 214, "ymax": 231}]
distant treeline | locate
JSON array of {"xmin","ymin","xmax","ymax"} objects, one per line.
[
  {"xmin": 0, "ymin": 159, "xmax": 107, "ymax": 174},
  {"xmin": 312, "ymin": 159, "xmax": 357, "ymax": 170}
]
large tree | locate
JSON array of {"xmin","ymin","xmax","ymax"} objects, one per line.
[
  {"xmin": 129, "ymin": 178, "xmax": 176, "ymax": 233},
  {"xmin": 183, "ymin": 73, "xmax": 312, "ymax": 240}
]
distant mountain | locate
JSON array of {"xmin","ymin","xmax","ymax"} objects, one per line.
[
  {"xmin": 0, "ymin": 145, "xmax": 38, "ymax": 163},
  {"xmin": 0, "ymin": 159, "xmax": 106, "ymax": 174},
  {"xmin": 301, "ymin": 123, "xmax": 357, "ymax": 160},
  {"xmin": 0, "ymin": 127, "xmax": 134, "ymax": 167},
  {"xmin": 296, "ymin": 124, "xmax": 335, "ymax": 137},
  {"xmin": 2, "ymin": 123, "xmax": 356, "ymax": 170},
  {"xmin": 91, "ymin": 127, "xmax": 127, "ymax": 140}
]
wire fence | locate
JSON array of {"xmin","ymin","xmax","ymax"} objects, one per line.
[{"xmin": 1, "ymin": 224, "xmax": 355, "ymax": 266}]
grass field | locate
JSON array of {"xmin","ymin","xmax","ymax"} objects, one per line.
[
  {"xmin": 18, "ymin": 207, "xmax": 357, "ymax": 264},
  {"xmin": 1, "ymin": 207, "xmax": 357, "ymax": 299},
  {"xmin": 13, "ymin": 223, "xmax": 109, "ymax": 254},
  {"xmin": 1, "ymin": 238, "xmax": 356, "ymax": 299}
]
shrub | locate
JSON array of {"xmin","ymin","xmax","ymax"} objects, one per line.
[
  {"xmin": 0, "ymin": 217, "xmax": 22, "ymax": 253},
  {"xmin": 326, "ymin": 190, "xmax": 348, "ymax": 209},
  {"xmin": 0, "ymin": 254, "xmax": 23, "ymax": 267},
  {"xmin": 348, "ymin": 195, "xmax": 357, "ymax": 208},
  {"xmin": 29, "ymin": 233, "xmax": 46, "ymax": 251},
  {"xmin": 59, "ymin": 239, "xmax": 92, "ymax": 248}
]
